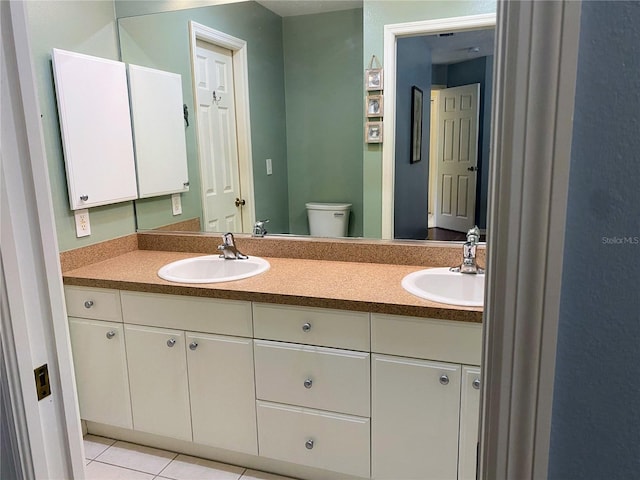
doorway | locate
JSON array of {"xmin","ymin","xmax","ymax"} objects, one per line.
[
  {"xmin": 381, "ymin": 13, "xmax": 496, "ymax": 240},
  {"xmin": 189, "ymin": 22, "xmax": 255, "ymax": 233}
]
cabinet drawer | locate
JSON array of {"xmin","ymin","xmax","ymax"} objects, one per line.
[
  {"xmin": 65, "ymin": 286, "xmax": 122, "ymax": 321},
  {"xmin": 257, "ymin": 400, "xmax": 370, "ymax": 478},
  {"xmin": 254, "ymin": 340, "xmax": 370, "ymax": 417},
  {"xmin": 121, "ymin": 291, "xmax": 252, "ymax": 337},
  {"xmin": 253, "ymin": 303, "xmax": 369, "ymax": 351},
  {"xmin": 371, "ymin": 314, "xmax": 482, "ymax": 365}
]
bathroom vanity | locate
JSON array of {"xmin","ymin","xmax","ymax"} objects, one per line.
[{"xmin": 61, "ymin": 233, "xmax": 484, "ymax": 480}]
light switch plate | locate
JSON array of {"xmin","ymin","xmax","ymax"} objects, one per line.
[
  {"xmin": 74, "ymin": 209, "xmax": 91, "ymax": 237},
  {"xmin": 171, "ymin": 193, "xmax": 182, "ymax": 215},
  {"xmin": 266, "ymin": 158, "xmax": 273, "ymax": 176}
]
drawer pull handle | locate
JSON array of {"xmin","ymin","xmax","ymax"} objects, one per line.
[
  {"xmin": 106, "ymin": 331, "xmax": 116, "ymax": 340},
  {"xmin": 84, "ymin": 300, "xmax": 94, "ymax": 309},
  {"xmin": 302, "ymin": 322, "xmax": 311, "ymax": 332},
  {"xmin": 167, "ymin": 338, "xmax": 177, "ymax": 348},
  {"xmin": 439, "ymin": 374, "xmax": 450, "ymax": 386},
  {"xmin": 189, "ymin": 341, "xmax": 198, "ymax": 351},
  {"xmin": 305, "ymin": 439, "xmax": 314, "ymax": 450},
  {"xmin": 303, "ymin": 378, "xmax": 313, "ymax": 389},
  {"xmin": 472, "ymin": 378, "xmax": 481, "ymax": 390}
]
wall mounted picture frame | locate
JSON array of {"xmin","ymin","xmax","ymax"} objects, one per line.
[
  {"xmin": 410, "ymin": 86, "xmax": 423, "ymax": 163},
  {"xmin": 365, "ymin": 68, "xmax": 384, "ymax": 91},
  {"xmin": 365, "ymin": 121, "xmax": 383, "ymax": 143},
  {"xmin": 366, "ymin": 94, "xmax": 383, "ymax": 117}
]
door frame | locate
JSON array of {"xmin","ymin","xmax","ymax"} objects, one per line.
[
  {"xmin": 188, "ymin": 21, "xmax": 255, "ymax": 233},
  {"xmin": 381, "ymin": 13, "xmax": 496, "ymax": 240}
]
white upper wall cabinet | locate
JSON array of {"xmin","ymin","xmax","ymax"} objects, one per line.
[
  {"xmin": 51, "ymin": 49, "xmax": 138, "ymax": 210},
  {"xmin": 127, "ymin": 64, "xmax": 189, "ymax": 198}
]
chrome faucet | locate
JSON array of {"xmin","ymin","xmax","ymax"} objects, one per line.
[
  {"xmin": 217, "ymin": 233, "xmax": 248, "ymax": 260},
  {"xmin": 450, "ymin": 226, "xmax": 484, "ymax": 274},
  {"xmin": 252, "ymin": 219, "xmax": 269, "ymax": 237}
]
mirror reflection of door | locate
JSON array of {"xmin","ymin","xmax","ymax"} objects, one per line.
[
  {"xmin": 194, "ymin": 39, "xmax": 244, "ymax": 232},
  {"xmin": 434, "ymin": 83, "xmax": 480, "ymax": 233}
]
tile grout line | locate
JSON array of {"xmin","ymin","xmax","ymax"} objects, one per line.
[{"xmin": 156, "ymin": 451, "xmax": 180, "ymax": 478}]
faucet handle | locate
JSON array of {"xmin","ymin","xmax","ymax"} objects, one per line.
[
  {"xmin": 466, "ymin": 225, "xmax": 480, "ymax": 244},
  {"xmin": 253, "ymin": 219, "xmax": 269, "ymax": 237}
]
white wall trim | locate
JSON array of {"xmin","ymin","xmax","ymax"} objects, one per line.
[
  {"xmin": 381, "ymin": 13, "xmax": 497, "ymax": 239},
  {"xmin": 479, "ymin": 1, "xmax": 581, "ymax": 478},
  {"xmin": 1, "ymin": 2, "xmax": 85, "ymax": 478},
  {"xmin": 188, "ymin": 21, "xmax": 255, "ymax": 233}
]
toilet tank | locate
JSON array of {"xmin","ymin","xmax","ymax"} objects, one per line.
[{"xmin": 305, "ymin": 202, "xmax": 351, "ymax": 237}]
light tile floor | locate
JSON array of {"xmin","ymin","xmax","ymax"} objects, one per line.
[{"xmin": 84, "ymin": 435, "xmax": 298, "ymax": 480}]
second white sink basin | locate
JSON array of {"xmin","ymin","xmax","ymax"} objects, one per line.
[
  {"xmin": 158, "ymin": 255, "xmax": 270, "ymax": 284},
  {"xmin": 402, "ymin": 267, "xmax": 485, "ymax": 307}
]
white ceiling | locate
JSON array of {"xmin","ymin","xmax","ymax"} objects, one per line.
[
  {"xmin": 422, "ymin": 29, "xmax": 495, "ymax": 65},
  {"xmin": 255, "ymin": 0, "xmax": 362, "ymax": 17}
]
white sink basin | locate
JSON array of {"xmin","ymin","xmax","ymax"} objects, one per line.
[
  {"xmin": 401, "ymin": 267, "xmax": 485, "ymax": 307},
  {"xmin": 158, "ymin": 255, "xmax": 270, "ymax": 284}
]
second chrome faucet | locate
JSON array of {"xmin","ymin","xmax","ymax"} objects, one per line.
[{"xmin": 450, "ymin": 226, "xmax": 484, "ymax": 274}]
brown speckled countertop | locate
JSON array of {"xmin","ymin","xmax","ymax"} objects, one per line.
[{"xmin": 62, "ymin": 249, "xmax": 483, "ymax": 323}]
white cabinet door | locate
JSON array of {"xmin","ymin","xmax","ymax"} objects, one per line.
[
  {"xmin": 186, "ymin": 332, "xmax": 257, "ymax": 455},
  {"xmin": 69, "ymin": 318, "xmax": 132, "ymax": 429},
  {"xmin": 372, "ymin": 354, "xmax": 461, "ymax": 480},
  {"xmin": 125, "ymin": 325, "xmax": 192, "ymax": 441},
  {"xmin": 459, "ymin": 366, "xmax": 482, "ymax": 480},
  {"xmin": 51, "ymin": 49, "xmax": 137, "ymax": 210},
  {"xmin": 128, "ymin": 64, "xmax": 189, "ymax": 198}
]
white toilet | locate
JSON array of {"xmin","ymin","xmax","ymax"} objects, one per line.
[{"xmin": 305, "ymin": 202, "xmax": 351, "ymax": 237}]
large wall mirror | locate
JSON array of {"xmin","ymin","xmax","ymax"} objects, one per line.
[{"xmin": 117, "ymin": 0, "xmax": 494, "ymax": 242}]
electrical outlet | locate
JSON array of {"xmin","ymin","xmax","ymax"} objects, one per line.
[
  {"xmin": 172, "ymin": 193, "xmax": 182, "ymax": 216},
  {"xmin": 74, "ymin": 209, "xmax": 91, "ymax": 237},
  {"xmin": 266, "ymin": 158, "xmax": 273, "ymax": 176}
]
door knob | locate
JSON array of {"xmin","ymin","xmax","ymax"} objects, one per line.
[
  {"xmin": 106, "ymin": 331, "xmax": 116, "ymax": 340},
  {"xmin": 235, "ymin": 197, "xmax": 246, "ymax": 207},
  {"xmin": 189, "ymin": 341, "xmax": 198, "ymax": 351},
  {"xmin": 166, "ymin": 338, "xmax": 177, "ymax": 347},
  {"xmin": 467, "ymin": 166, "xmax": 478, "ymax": 172},
  {"xmin": 304, "ymin": 378, "xmax": 313, "ymax": 389},
  {"xmin": 302, "ymin": 322, "xmax": 311, "ymax": 332},
  {"xmin": 439, "ymin": 374, "xmax": 450, "ymax": 385},
  {"xmin": 472, "ymin": 378, "xmax": 481, "ymax": 390}
]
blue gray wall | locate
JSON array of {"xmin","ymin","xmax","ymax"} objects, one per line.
[
  {"xmin": 549, "ymin": 2, "xmax": 640, "ymax": 478},
  {"xmin": 447, "ymin": 56, "xmax": 492, "ymax": 229},
  {"xmin": 394, "ymin": 36, "xmax": 431, "ymax": 240}
]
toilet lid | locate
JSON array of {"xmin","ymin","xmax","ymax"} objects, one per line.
[{"xmin": 305, "ymin": 202, "xmax": 352, "ymax": 211}]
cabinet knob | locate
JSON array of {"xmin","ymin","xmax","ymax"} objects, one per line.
[
  {"xmin": 305, "ymin": 439, "xmax": 314, "ymax": 450},
  {"xmin": 167, "ymin": 338, "xmax": 177, "ymax": 348},
  {"xmin": 189, "ymin": 341, "xmax": 198, "ymax": 351},
  {"xmin": 105, "ymin": 330, "xmax": 116, "ymax": 340},
  {"xmin": 80, "ymin": 195, "xmax": 88, "ymax": 201},
  {"xmin": 439, "ymin": 374, "xmax": 450, "ymax": 385},
  {"xmin": 84, "ymin": 300, "xmax": 94, "ymax": 309},
  {"xmin": 303, "ymin": 378, "xmax": 313, "ymax": 389},
  {"xmin": 302, "ymin": 322, "xmax": 311, "ymax": 333},
  {"xmin": 472, "ymin": 378, "xmax": 481, "ymax": 390}
]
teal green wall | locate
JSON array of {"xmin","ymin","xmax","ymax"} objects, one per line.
[
  {"xmin": 119, "ymin": 2, "xmax": 290, "ymax": 233},
  {"xmin": 26, "ymin": 0, "xmax": 137, "ymax": 252},
  {"xmin": 283, "ymin": 9, "xmax": 364, "ymax": 236},
  {"xmin": 362, "ymin": 0, "xmax": 497, "ymax": 238}
]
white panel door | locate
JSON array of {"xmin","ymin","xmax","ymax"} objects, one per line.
[
  {"xmin": 186, "ymin": 332, "xmax": 257, "ymax": 455},
  {"xmin": 434, "ymin": 83, "xmax": 480, "ymax": 232},
  {"xmin": 194, "ymin": 40, "xmax": 243, "ymax": 232},
  {"xmin": 128, "ymin": 64, "xmax": 189, "ymax": 198},
  {"xmin": 372, "ymin": 354, "xmax": 461, "ymax": 480},
  {"xmin": 459, "ymin": 366, "xmax": 482, "ymax": 480},
  {"xmin": 124, "ymin": 325, "xmax": 192, "ymax": 441},
  {"xmin": 51, "ymin": 49, "xmax": 138, "ymax": 210},
  {"xmin": 68, "ymin": 318, "xmax": 132, "ymax": 429}
]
